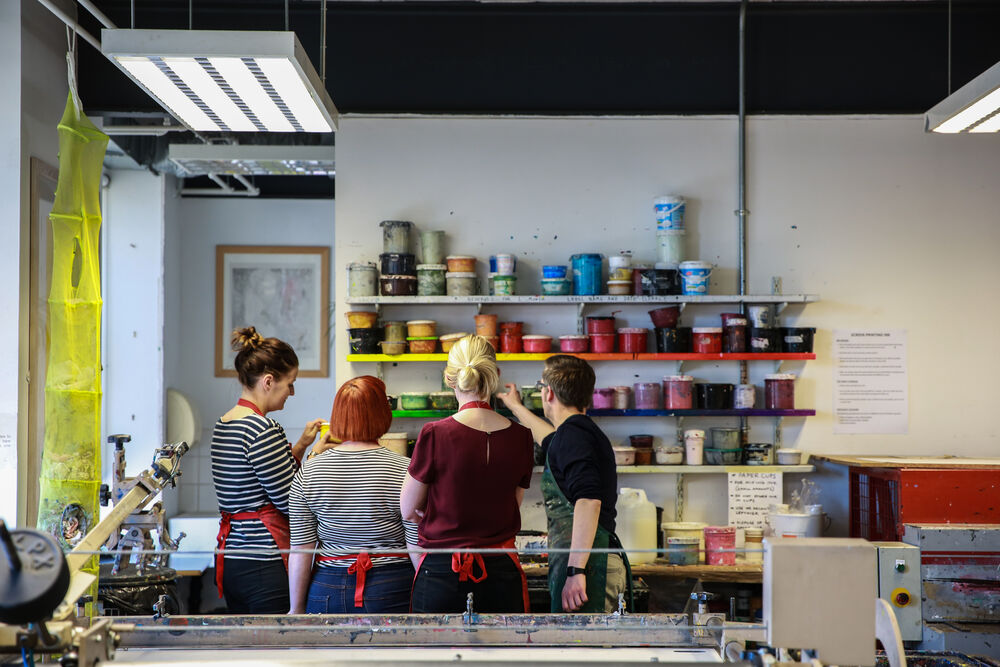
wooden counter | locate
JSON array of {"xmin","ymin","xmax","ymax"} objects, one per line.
[
  {"xmin": 812, "ymin": 454, "xmax": 1000, "ymax": 469},
  {"xmin": 521, "ymin": 560, "xmax": 762, "ymax": 583}
]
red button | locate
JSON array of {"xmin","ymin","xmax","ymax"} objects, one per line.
[{"xmin": 895, "ymin": 592, "xmax": 910, "ymax": 606}]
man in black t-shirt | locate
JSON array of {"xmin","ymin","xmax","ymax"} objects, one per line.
[{"xmin": 499, "ymin": 355, "xmax": 626, "ymax": 612}]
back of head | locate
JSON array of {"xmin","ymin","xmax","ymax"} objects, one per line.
[
  {"xmin": 542, "ymin": 355, "xmax": 596, "ymax": 411},
  {"xmin": 230, "ymin": 326, "xmax": 299, "ymax": 388},
  {"xmin": 444, "ymin": 334, "xmax": 500, "ymax": 399},
  {"xmin": 329, "ymin": 375, "xmax": 392, "ymax": 443}
]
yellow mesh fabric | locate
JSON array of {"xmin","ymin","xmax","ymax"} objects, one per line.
[{"xmin": 37, "ymin": 91, "xmax": 108, "ymax": 611}]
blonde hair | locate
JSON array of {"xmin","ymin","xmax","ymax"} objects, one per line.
[{"xmin": 443, "ymin": 334, "xmax": 500, "ymax": 398}]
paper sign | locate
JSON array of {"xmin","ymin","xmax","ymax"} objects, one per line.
[
  {"xmin": 728, "ymin": 472, "xmax": 782, "ymax": 528},
  {"xmin": 833, "ymin": 330, "xmax": 908, "ymax": 434},
  {"xmin": 0, "ymin": 413, "xmax": 15, "ymax": 469}
]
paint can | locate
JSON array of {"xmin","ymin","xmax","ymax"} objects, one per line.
[
  {"xmin": 492, "ymin": 274, "xmax": 517, "ymax": 296},
  {"xmin": 704, "ymin": 526, "xmax": 736, "ymax": 565},
  {"xmin": 678, "ymin": 261, "xmax": 713, "ymax": 295},
  {"xmin": 747, "ymin": 304, "xmax": 773, "ymax": 328},
  {"xmin": 608, "ymin": 252, "xmax": 632, "ymax": 280},
  {"xmin": 655, "ymin": 230, "xmax": 685, "ymax": 268},
  {"xmin": 494, "ymin": 253, "xmax": 516, "ymax": 275},
  {"xmin": 734, "ymin": 383, "xmax": 756, "ymax": 409},
  {"xmin": 653, "ymin": 195, "xmax": 685, "ymax": 231},
  {"xmin": 633, "ymin": 382, "xmax": 662, "ymax": 410},
  {"xmin": 764, "ymin": 373, "xmax": 796, "ymax": 409},
  {"xmin": 743, "ymin": 528, "xmax": 764, "ymax": 562},
  {"xmin": 748, "ymin": 327, "xmax": 781, "ymax": 353},
  {"xmin": 379, "ymin": 220, "xmax": 412, "ymax": 254},
  {"xmin": 743, "ymin": 443, "xmax": 773, "ymax": 465},
  {"xmin": 768, "ymin": 512, "xmax": 810, "ymax": 539},
  {"xmin": 683, "ymin": 429, "xmax": 705, "ymax": 465},
  {"xmin": 347, "ymin": 262, "xmax": 378, "ymax": 297},
  {"xmin": 570, "ymin": 253, "xmax": 603, "ymax": 295},
  {"xmin": 781, "ymin": 327, "xmax": 815, "ymax": 353},
  {"xmin": 666, "ymin": 536, "xmax": 700, "ymax": 565},
  {"xmin": 654, "ymin": 327, "xmax": 691, "ymax": 352},
  {"xmin": 416, "ymin": 264, "xmax": 446, "ymax": 296},
  {"xmin": 419, "ymin": 230, "xmax": 446, "ymax": 265},
  {"xmin": 663, "ymin": 375, "xmax": 694, "ymax": 410}
]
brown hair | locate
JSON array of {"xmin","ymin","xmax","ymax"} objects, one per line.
[
  {"xmin": 443, "ymin": 334, "xmax": 500, "ymax": 399},
  {"xmin": 328, "ymin": 375, "xmax": 393, "ymax": 443},
  {"xmin": 230, "ymin": 326, "xmax": 299, "ymax": 388},
  {"xmin": 542, "ymin": 355, "xmax": 595, "ymax": 411}
]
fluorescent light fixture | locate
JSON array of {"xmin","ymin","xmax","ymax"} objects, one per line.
[
  {"xmin": 925, "ymin": 60, "xmax": 1000, "ymax": 134},
  {"xmin": 102, "ymin": 29, "xmax": 338, "ymax": 133},
  {"xmin": 168, "ymin": 143, "xmax": 335, "ymax": 176}
]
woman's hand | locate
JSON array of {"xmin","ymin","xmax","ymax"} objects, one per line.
[
  {"xmin": 496, "ymin": 383, "xmax": 523, "ymax": 409},
  {"xmin": 292, "ymin": 418, "xmax": 326, "ymax": 460},
  {"xmin": 309, "ymin": 432, "xmax": 339, "ymax": 458}
]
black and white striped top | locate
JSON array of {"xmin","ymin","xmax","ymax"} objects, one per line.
[
  {"xmin": 289, "ymin": 448, "xmax": 418, "ymax": 569},
  {"xmin": 211, "ymin": 414, "xmax": 299, "ymax": 562}
]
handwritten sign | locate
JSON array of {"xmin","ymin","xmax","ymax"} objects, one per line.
[{"xmin": 728, "ymin": 472, "xmax": 782, "ymax": 528}]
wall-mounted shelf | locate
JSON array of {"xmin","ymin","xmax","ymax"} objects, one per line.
[
  {"xmin": 351, "ymin": 352, "xmax": 815, "ymax": 363},
  {"xmin": 346, "ymin": 294, "xmax": 819, "ymax": 306},
  {"xmin": 392, "ymin": 408, "xmax": 815, "ymax": 419},
  {"xmin": 531, "ymin": 464, "xmax": 813, "ymax": 474}
]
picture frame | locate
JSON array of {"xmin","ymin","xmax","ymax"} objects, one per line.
[{"xmin": 215, "ymin": 245, "xmax": 330, "ymax": 378}]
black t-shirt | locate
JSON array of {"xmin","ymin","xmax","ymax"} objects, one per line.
[{"xmin": 542, "ymin": 414, "xmax": 617, "ymax": 534}]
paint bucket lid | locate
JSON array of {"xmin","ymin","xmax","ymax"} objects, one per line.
[
  {"xmin": 654, "ymin": 195, "xmax": 685, "ymax": 204},
  {"xmin": 679, "ymin": 260, "xmax": 713, "ymax": 270},
  {"xmin": 570, "ymin": 253, "xmax": 603, "ymax": 260},
  {"xmin": 607, "ymin": 280, "xmax": 631, "ymax": 286},
  {"xmin": 654, "ymin": 262, "xmax": 680, "ymax": 270},
  {"xmin": 656, "ymin": 229, "xmax": 686, "ymax": 237},
  {"xmin": 683, "ymin": 429, "xmax": 705, "ymax": 438},
  {"xmin": 703, "ymin": 526, "xmax": 736, "ymax": 535},
  {"xmin": 399, "ymin": 392, "xmax": 428, "ymax": 397},
  {"xmin": 347, "ymin": 261, "xmax": 377, "ymax": 270},
  {"xmin": 416, "ymin": 264, "xmax": 447, "ymax": 271},
  {"xmin": 445, "ymin": 272, "xmax": 477, "ymax": 278},
  {"xmin": 380, "ymin": 220, "xmax": 413, "ymax": 228},
  {"xmin": 406, "ymin": 320, "xmax": 436, "ymax": 325},
  {"xmin": 618, "ymin": 327, "xmax": 647, "ymax": 333},
  {"xmin": 765, "ymin": 373, "xmax": 796, "ymax": 380},
  {"xmin": 406, "ymin": 336, "xmax": 438, "ymax": 341},
  {"xmin": 541, "ymin": 277, "xmax": 570, "ymax": 283},
  {"xmin": 445, "ymin": 255, "xmax": 476, "ymax": 260},
  {"xmin": 665, "ymin": 375, "xmax": 694, "ymax": 382},
  {"xmin": 661, "ymin": 521, "xmax": 707, "ymax": 530},
  {"xmin": 494, "ymin": 253, "xmax": 515, "ymax": 259},
  {"xmin": 439, "ymin": 332, "xmax": 469, "ymax": 341},
  {"xmin": 522, "ymin": 334, "xmax": 552, "ymax": 340},
  {"xmin": 692, "ymin": 327, "xmax": 722, "ymax": 333},
  {"xmin": 559, "ymin": 335, "xmax": 588, "ymax": 340}
]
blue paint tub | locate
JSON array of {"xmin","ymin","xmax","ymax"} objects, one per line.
[
  {"xmin": 542, "ymin": 265, "xmax": 568, "ymax": 279},
  {"xmin": 678, "ymin": 260, "xmax": 713, "ymax": 295},
  {"xmin": 570, "ymin": 253, "xmax": 603, "ymax": 295}
]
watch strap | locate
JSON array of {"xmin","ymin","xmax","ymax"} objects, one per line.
[{"xmin": 565, "ymin": 566, "xmax": 587, "ymax": 577}]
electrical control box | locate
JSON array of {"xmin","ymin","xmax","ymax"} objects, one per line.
[{"xmin": 872, "ymin": 541, "xmax": 922, "ymax": 641}]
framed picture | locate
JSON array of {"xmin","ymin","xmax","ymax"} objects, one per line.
[{"xmin": 215, "ymin": 245, "xmax": 330, "ymax": 378}]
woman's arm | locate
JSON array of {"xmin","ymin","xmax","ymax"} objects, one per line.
[
  {"xmin": 515, "ymin": 487, "xmax": 525, "ymax": 506},
  {"xmin": 287, "ymin": 541, "xmax": 316, "ymax": 614},
  {"xmin": 400, "ymin": 473, "xmax": 429, "ymax": 523}
]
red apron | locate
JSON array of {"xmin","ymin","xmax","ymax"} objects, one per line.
[
  {"xmin": 215, "ymin": 503, "xmax": 291, "ymax": 598},
  {"xmin": 316, "ymin": 551, "xmax": 410, "ymax": 608},
  {"xmin": 414, "ymin": 537, "xmax": 530, "ymax": 612}
]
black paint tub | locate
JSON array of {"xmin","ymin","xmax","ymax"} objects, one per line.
[
  {"xmin": 379, "ymin": 252, "xmax": 416, "ymax": 276},
  {"xmin": 655, "ymin": 327, "xmax": 692, "ymax": 353},
  {"xmin": 348, "ymin": 327, "xmax": 382, "ymax": 354},
  {"xmin": 780, "ymin": 327, "xmax": 816, "ymax": 353},
  {"xmin": 748, "ymin": 327, "xmax": 781, "ymax": 353},
  {"xmin": 696, "ymin": 383, "xmax": 734, "ymax": 410},
  {"xmin": 637, "ymin": 268, "xmax": 681, "ymax": 296}
]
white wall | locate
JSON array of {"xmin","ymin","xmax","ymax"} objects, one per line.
[
  {"xmin": 167, "ymin": 197, "xmax": 336, "ymax": 514},
  {"xmin": 334, "ymin": 115, "xmax": 1000, "ymax": 531}
]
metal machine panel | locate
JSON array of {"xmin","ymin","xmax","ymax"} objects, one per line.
[{"xmin": 872, "ymin": 542, "xmax": 922, "ymax": 641}]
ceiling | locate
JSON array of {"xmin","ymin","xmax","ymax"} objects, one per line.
[{"xmin": 72, "ymin": 0, "xmax": 1000, "ymax": 197}]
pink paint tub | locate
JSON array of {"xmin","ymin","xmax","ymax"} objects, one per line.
[
  {"xmin": 618, "ymin": 328, "xmax": 649, "ymax": 353},
  {"xmin": 522, "ymin": 335, "xmax": 552, "ymax": 353},
  {"xmin": 648, "ymin": 305, "xmax": 681, "ymax": 328},
  {"xmin": 704, "ymin": 526, "xmax": 736, "ymax": 566},
  {"xmin": 633, "ymin": 382, "xmax": 662, "ymax": 410},
  {"xmin": 589, "ymin": 333, "xmax": 616, "ymax": 353},
  {"xmin": 559, "ymin": 335, "xmax": 590, "ymax": 353},
  {"xmin": 586, "ymin": 316, "xmax": 616, "ymax": 335},
  {"xmin": 663, "ymin": 375, "xmax": 694, "ymax": 409},
  {"xmin": 592, "ymin": 387, "xmax": 615, "ymax": 409}
]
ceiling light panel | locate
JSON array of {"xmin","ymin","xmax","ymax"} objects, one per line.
[
  {"xmin": 168, "ymin": 143, "xmax": 336, "ymax": 176},
  {"xmin": 103, "ymin": 30, "xmax": 338, "ymax": 133},
  {"xmin": 925, "ymin": 60, "xmax": 1000, "ymax": 134}
]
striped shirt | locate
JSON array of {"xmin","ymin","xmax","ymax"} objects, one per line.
[
  {"xmin": 211, "ymin": 414, "xmax": 299, "ymax": 561},
  {"xmin": 289, "ymin": 447, "xmax": 418, "ymax": 569}
]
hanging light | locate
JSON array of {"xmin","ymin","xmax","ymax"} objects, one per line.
[
  {"xmin": 925, "ymin": 61, "xmax": 1000, "ymax": 133},
  {"xmin": 102, "ymin": 29, "xmax": 338, "ymax": 133},
  {"xmin": 168, "ymin": 143, "xmax": 336, "ymax": 176}
]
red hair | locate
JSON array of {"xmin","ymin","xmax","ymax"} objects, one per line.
[{"xmin": 329, "ymin": 375, "xmax": 392, "ymax": 443}]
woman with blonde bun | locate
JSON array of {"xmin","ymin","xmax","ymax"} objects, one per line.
[{"xmin": 401, "ymin": 334, "xmax": 534, "ymax": 612}]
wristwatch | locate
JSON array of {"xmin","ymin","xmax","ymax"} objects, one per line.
[{"xmin": 565, "ymin": 566, "xmax": 587, "ymax": 577}]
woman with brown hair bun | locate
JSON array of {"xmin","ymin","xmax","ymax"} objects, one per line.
[
  {"xmin": 212, "ymin": 326, "xmax": 325, "ymax": 614},
  {"xmin": 401, "ymin": 334, "xmax": 535, "ymax": 613}
]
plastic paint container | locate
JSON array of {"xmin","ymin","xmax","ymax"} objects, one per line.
[
  {"xmin": 710, "ymin": 427, "xmax": 741, "ymax": 450},
  {"xmin": 607, "ymin": 280, "xmax": 632, "ymax": 295},
  {"xmin": 542, "ymin": 265, "xmax": 568, "ymax": 279},
  {"xmin": 667, "ymin": 536, "xmax": 700, "ymax": 565},
  {"xmin": 383, "ymin": 321, "xmax": 407, "ymax": 342},
  {"xmin": 678, "ymin": 261, "xmax": 713, "ymax": 295},
  {"xmin": 419, "ymin": 230, "xmax": 445, "ymax": 265},
  {"xmin": 494, "ymin": 253, "xmax": 516, "ymax": 275},
  {"xmin": 416, "ymin": 264, "xmax": 447, "ymax": 296},
  {"xmin": 586, "ymin": 316, "xmax": 616, "ymax": 335},
  {"xmin": 764, "ymin": 374, "xmax": 796, "ymax": 409},
  {"xmin": 662, "ymin": 521, "xmax": 707, "ymax": 563},
  {"xmin": 692, "ymin": 327, "xmax": 723, "ymax": 354},
  {"xmin": 570, "ymin": 253, "xmax": 603, "ymax": 295},
  {"xmin": 734, "ymin": 383, "xmax": 756, "ymax": 409},
  {"xmin": 637, "ymin": 268, "xmax": 681, "ymax": 296},
  {"xmin": 406, "ymin": 320, "xmax": 437, "ymax": 338},
  {"xmin": 747, "ymin": 304, "xmax": 773, "ymax": 328},
  {"xmin": 406, "ymin": 336, "xmax": 438, "ymax": 354},
  {"xmin": 744, "ymin": 443, "xmax": 773, "ymax": 465},
  {"xmin": 379, "ymin": 340, "xmax": 406, "ymax": 355},
  {"xmin": 722, "ymin": 317, "xmax": 748, "ymax": 353},
  {"xmin": 608, "ymin": 253, "xmax": 632, "ymax": 281},
  {"xmin": 633, "ymin": 382, "xmax": 662, "ymax": 410},
  {"xmin": 380, "ymin": 220, "xmax": 412, "ymax": 254},
  {"xmin": 663, "ymin": 375, "xmax": 694, "ymax": 410},
  {"xmin": 541, "ymin": 278, "xmax": 572, "ymax": 295},
  {"xmin": 345, "ymin": 311, "xmax": 378, "ymax": 328},
  {"xmin": 648, "ymin": 305, "xmax": 681, "ymax": 329},
  {"xmin": 633, "ymin": 448, "xmax": 653, "ymax": 465},
  {"xmin": 445, "ymin": 272, "xmax": 478, "ymax": 296},
  {"xmin": 627, "ymin": 434, "xmax": 653, "ymax": 448},
  {"xmin": 655, "ymin": 444, "xmax": 684, "ymax": 465},
  {"xmin": 429, "ymin": 391, "xmax": 459, "ymax": 410},
  {"xmin": 655, "ymin": 230, "xmax": 686, "ymax": 268},
  {"xmin": 379, "ymin": 274, "xmax": 417, "ymax": 296},
  {"xmin": 347, "ymin": 262, "xmax": 378, "ymax": 297},
  {"xmin": 559, "ymin": 335, "xmax": 589, "ymax": 353},
  {"xmin": 704, "ymin": 526, "xmax": 736, "ymax": 566},
  {"xmin": 613, "ymin": 446, "xmax": 636, "ymax": 466},
  {"xmin": 655, "ymin": 327, "xmax": 692, "ymax": 353},
  {"xmin": 612, "ymin": 386, "xmax": 632, "ymax": 409},
  {"xmin": 749, "ymin": 327, "xmax": 781, "ymax": 353},
  {"xmin": 445, "ymin": 255, "xmax": 477, "ymax": 273},
  {"xmin": 592, "ymin": 387, "xmax": 615, "ymax": 409},
  {"xmin": 653, "ymin": 195, "xmax": 685, "ymax": 230},
  {"xmin": 696, "ymin": 383, "xmax": 734, "ymax": 410},
  {"xmin": 500, "ymin": 333, "xmax": 523, "ymax": 354},
  {"xmin": 380, "ymin": 252, "xmax": 416, "ymax": 276},
  {"xmin": 769, "ymin": 512, "xmax": 810, "ymax": 538},
  {"xmin": 618, "ymin": 328, "xmax": 649, "ymax": 353},
  {"xmin": 499, "ymin": 321, "xmax": 523, "ymax": 335},
  {"xmin": 683, "ymin": 429, "xmax": 705, "ymax": 466},
  {"xmin": 474, "ymin": 313, "xmax": 498, "ymax": 337},
  {"xmin": 399, "ymin": 392, "xmax": 430, "ymax": 410},
  {"xmin": 528, "ymin": 392, "xmax": 544, "ymax": 410},
  {"xmin": 348, "ymin": 327, "xmax": 382, "ymax": 354},
  {"xmin": 522, "ymin": 335, "xmax": 552, "ymax": 353},
  {"xmin": 781, "ymin": 327, "xmax": 816, "ymax": 353},
  {"xmin": 744, "ymin": 528, "xmax": 764, "ymax": 561},
  {"xmin": 439, "ymin": 333, "xmax": 468, "ymax": 352},
  {"xmin": 704, "ymin": 448, "xmax": 743, "ymax": 465},
  {"xmin": 589, "ymin": 333, "xmax": 616, "ymax": 353},
  {"xmin": 775, "ymin": 449, "xmax": 802, "ymax": 465}
]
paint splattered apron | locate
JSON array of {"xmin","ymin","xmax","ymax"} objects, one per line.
[{"xmin": 214, "ymin": 503, "xmax": 290, "ymax": 598}]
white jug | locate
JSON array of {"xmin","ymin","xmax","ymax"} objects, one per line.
[{"xmin": 615, "ymin": 487, "xmax": 657, "ymax": 564}]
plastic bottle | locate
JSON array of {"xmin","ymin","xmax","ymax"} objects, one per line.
[{"xmin": 615, "ymin": 488, "xmax": 658, "ymax": 564}]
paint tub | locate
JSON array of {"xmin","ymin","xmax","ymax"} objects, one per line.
[
  {"xmin": 653, "ymin": 195, "xmax": 685, "ymax": 230},
  {"xmin": 559, "ymin": 335, "xmax": 589, "ymax": 353},
  {"xmin": 406, "ymin": 320, "xmax": 437, "ymax": 337},
  {"xmin": 666, "ymin": 536, "xmax": 700, "ymax": 565},
  {"xmin": 487, "ymin": 272, "xmax": 497, "ymax": 295},
  {"xmin": 348, "ymin": 327, "xmax": 382, "ymax": 354},
  {"xmin": 744, "ymin": 528, "xmax": 764, "ymax": 562},
  {"xmin": 768, "ymin": 512, "xmax": 810, "ymax": 539},
  {"xmin": 764, "ymin": 373, "xmax": 795, "ymax": 409},
  {"xmin": 380, "ymin": 220, "xmax": 412, "ymax": 254},
  {"xmin": 775, "ymin": 449, "xmax": 802, "ymax": 465},
  {"xmin": 734, "ymin": 383, "xmax": 756, "ymax": 409},
  {"xmin": 570, "ymin": 253, "xmax": 603, "ymax": 295},
  {"xmin": 648, "ymin": 305, "xmax": 681, "ymax": 329},
  {"xmin": 612, "ymin": 386, "xmax": 632, "ymax": 409},
  {"xmin": 710, "ymin": 427, "xmax": 741, "ymax": 449},
  {"xmin": 683, "ymin": 429, "xmax": 705, "ymax": 466},
  {"xmin": 528, "ymin": 392, "xmax": 543, "ymax": 410},
  {"xmin": 493, "ymin": 274, "xmax": 517, "ymax": 296},
  {"xmin": 347, "ymin": 262, "xmax": 378, "ymax": 297},
  {"xmin": 704, "ymin": 448, "xmax": 742, "ymax": 465},
  {"xmin": 607, "ymin": 280, "xmax": 632, "ymax": 295},
  {"xmin": 744, "ymin": 443, "xmax": 773, "ymax": 465},
  {"xmin": 655, "ymin": 230, "xmax": 686, "ymax": 268},
  {"xmin": 384, "ymin": 321, "xmax": 407, "ymax": 341},
  {"xmin": 608, "ymin": 253, "xmax": 632, "ymax": 281},
  {"xmin": 655, "ymin": 444, "xmax": 684, "ymax": 465},
  {"xmin": 540, "ymin": 278, "xmax": 572, "ymax": 295},
  {"xmin": 592, "ymin": 388, "xmax": 615, "ymax": 409},
  {"xmin": 634, "ymin": 448, "xmax": 653, "ymax": 465},
  {"xmin": 662, "ymin": 521, "xmax": 707, "ymax": 563},
  {"xmin": 499, "ymin": 321, "xmax": 523, "ymax": 335},
  {"xmin": 500, "ymin": 333, "xmax": 523, "ymax": 353},
  {"xmin": 522, "ymin": 335, "xmax": 552, "ymax": 353},
  {"xmin": 618, "ymin": 328, "xmax": 649, "ymax": 353},
  {"xmin": 520, "ymin": 386, "xmax": 536, "ymax": 404},
  {"xmin": 542, "ymin": 265, "xmax": 568, "ymax": 279},
  {"xmin": 494, "ymin": 253, "xmax": 516, "ymax": 275},
  {"xmin": 704, "ymin": 526, "xmax": 736, "ymax": 565},
  {"xmin": 586, "ymin": 316, "xmax": 616, "ymax": 335},
  {"xmin": 723, "ymin": 317, "xmax": 748, "ymax": 353},
  {"xmin": 589, "ymin": 333, "xmax": 616, "ymax": 353},
  {"xmin": 380, "ymin": 252, "xmax": 416, "ymax": 276},
  {"xmin": 398, "ymin": 392, "xmax": 429, "ymax": 410},
  {"xmin": 345, "ymin": 311, "xmax": 378, "ymax": 328},
  {"xmin": 387, "ymin": 395, "xmax": 398, "ymax": 410},
  {"xmin": 474, "ymin": 314, "xmax": 498, "ymax": 337},
  {"xmin": 379, "ymin": 274, "xmax": 417, "ymax": 296},
  {"xmin": 633, "ymin": 382, "xmax": 661, "ymax": 409},
  {"xmin": 613, "ymin": 446, "xmax": 636, "ymax": 466},
  {"xmin": 696, "ymin": 383, "xmax": 733, "ymax": 410},
  {"xmin": 749, "ymin": 327, "xmax": 781, "ymax": 353},
  {"xmin": 429, "ymin": 391, "xmax": 459, "ymax": 410},
  {"xmin": 378, "ymin": 432, "xmax": 409, "ymax": 457},
  {"xmin": 485, "ymin": 336, "xmax": 499, "ymax": 351},
  {"xmin": 663, "ymin": 375, "xmax": 694, "ymax": 410},
  {"xmin": 419, "ymin": 230, "xmax": 446, "ymax": 265},
  {"xmin": 655, "ymin": 327, "xmax": 692, "ymax": 353},
  {"xmin": 406, "ymin": 336, "xmax": 438, "ymax": 354},
  {"xmin": 416, "ymin": 264, "xmax": 447, "ymax": 296},
  {"xmin": 678, "ymin": 260, "xmax": 713, "ymax": 295},
  {"xmin": 446, "ymin": 255, "xmax": 477, "ymax": 273},
  {"xmin": 747, "ymin": 304, "xmax": 773, "ymax": 328},
  {"xmin": 629, "ymin": 434, "xmax": 654, "ymax": 448},
  {"xmin": 692, "ymin": 327, "xmax": 723, "ymax": 354},
  {"xmin": 445, "ymin": 272, "xmax": 478, "ymax": 296},
  {"xmin": 439, "ymin": 332, "xmax": 468, "ymax": 352},
  {"xmin": 378, "ymin": 340, "xmax": 406, "ymax": 355},
  {"xmin": 637, "ymin": 268, "xmax": 681, "ymax": 296},
  {"xmin": 781, "ymin": 327, "xmax": 816, "ymax": 353}
]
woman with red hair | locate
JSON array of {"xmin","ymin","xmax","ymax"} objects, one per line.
[{"xmin": 287, "ymin": 375, "xmax": 418, "ymax": 614}]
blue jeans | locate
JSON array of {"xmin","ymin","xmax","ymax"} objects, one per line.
[
  {"xmin": 306, "ymin": 560, "xmax": 414, "ymax": 614},
  {"xmin": 222, "ymin": 558, "xmax": 289, "ymax": 614}
]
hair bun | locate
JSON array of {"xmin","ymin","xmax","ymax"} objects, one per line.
[{"xmin": 231, "ymin": 326, "xmax": 264, "ymax": 352}]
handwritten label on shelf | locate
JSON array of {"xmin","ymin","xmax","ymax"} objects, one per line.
[{"xmin": 728, "ymin": 472, "xmax": 782, "ymax": 528}]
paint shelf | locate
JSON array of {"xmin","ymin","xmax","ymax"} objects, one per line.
[
  {"xmin": 521, "ymin": 562, "xmax": 765, "ymax": 583},
  {"xmin": 529, "ymin": 464, "xmax": 813, "ymax": 474},
  {"xmin": 393, "ymin": 408, "xmax": 543, "ymax": 419},
  {"xmin": 391, "ymin": 408, "xmax": 814, "ymax": 418},
  {"xmin": 345, "ymin": 294, "xmax": 819, "ymax": 305},
  {"xmin": 636, "ymin": 353, "xmax": 815, "ymax": 361},
  {"xmin": 349, "ymin": 353, "xmax": 812, "ymax": 363}
]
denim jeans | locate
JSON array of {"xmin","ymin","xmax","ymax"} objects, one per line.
[
  {"xmin": 411, "ymin": 553, "xmax": 526, "ymax": 613},
  {"xmin": 306, "ymin": 560, "xmax": 414, "ymax": 614},
  {"xmin": 222, "ymin": 558, "xmax": 289, "ymax": 614}
]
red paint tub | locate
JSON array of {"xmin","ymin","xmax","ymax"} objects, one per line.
[
  {"xmin": 589, "ymin": 333, "xmax": 616, "ymax": 353},
  {"xmin": 586, "ymin": 316, "xmax": 616, "ymax": 335},
  {"xmin": 559, "ymin": 335, "xmax": 589, "ymax": 353},
  {"xmin": 663, "ymin": 375, "xmax": 694, "ymax": 409},
  {"xmin": 704, "ymin": 526, "xmax": 736, "ymax": 566},
  {"xmin": 618, "ymin": 328, "xmax": 649, "ymax": 353},
  {"xmin": 499, "ymin": 321, "xmax": 524, "ymax": 336},
  {"xmin": 692, "ymin": 327, "xmax": 723, "ymax": 354},
  {"xmin": 522, "ymin": 335, "xmax": 552, "ymax": 353},
  {"xmin": 764, "ymin": 373, "xmax": 795, "ymax": 409},
  {"xmin": 500, "ymin": 333, "xmax": 523, "ymax": 353},
  {"xmin": 648, "ymin": 305, "xmax": 681, "ymax": 328}
]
